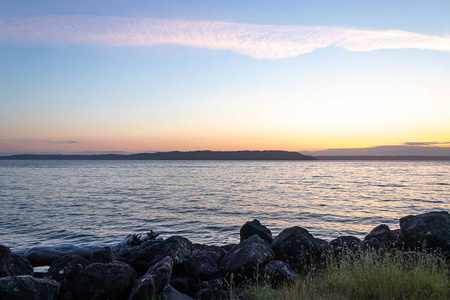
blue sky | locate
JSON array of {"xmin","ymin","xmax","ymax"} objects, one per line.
[{"xmin": 1, "ymin": 1, "xmax": 449, "ymax": 155}]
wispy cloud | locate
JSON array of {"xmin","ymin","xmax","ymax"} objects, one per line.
[
  {"xmin": 302, "ymin": 143, "xmax": 450, "ymax": 156},
  {"xmin": 44, "ymin": 140, "xmax": 80, "ymax": 144},
  {"xmin": 12, "ymin": 139, "xmax": 80, "ymax": 144},
  {"xmin": 1, "ymin": 16, "xmax": 449, "ymax": 59},
  {"xmin": 403, "ymin": 142, "xmax": 450, "ymax": 146}
]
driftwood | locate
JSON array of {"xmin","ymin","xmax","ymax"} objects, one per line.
[
  {"xmin": 13, "ymin": 231, "xmax": 161, "ymax": 267},
  {"xmin": 14, "ymin": 245, "xmax": 103, "ymax": 267}
]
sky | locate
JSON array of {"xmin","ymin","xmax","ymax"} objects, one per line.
[{"xmin": 1, "ymin": 0, "xmax": 449, "ymax": 155}]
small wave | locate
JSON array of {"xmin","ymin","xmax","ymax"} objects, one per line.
[{"xmin": 376, "ymin": 184, "xmax": 406, "ymax": 188}]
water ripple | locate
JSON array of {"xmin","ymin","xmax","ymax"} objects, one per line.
[{"xmin": 0, "ymin": 160, "xmax": 448, "ymax": 250}]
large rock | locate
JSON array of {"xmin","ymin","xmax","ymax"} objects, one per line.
[
  {"xmin": 169, "ymin": 277, "xmax": 196, "ymax": 296},
  {"xmin": 193, "ymin": 278, "xmax": 225, "ymax": 294},
  {"xmin": 128, "ymin": 256, "xmax": 173, "ymax": 300},
  {"xmin": 184, "ymin": 245, "xmax": 225, "ymax": 281},
  {"xmin": 72, "ymin": 261, "xmax": 137, "ymax": 300},
  {"xmin": 0, "ymin": 275, "xmax": 60, "ymax": 300},
  {"xmin": 259, "ymin": 260, "xmax": 298, "ymax": 286},
  {"xmin": 271, "ymin": 226, "xmax": 317, "ymax": 271},
  {"xmin": 184, "ymin": 252, "xmax": 220, "ymax": 281},
  {"xmin": 195, "ymin": 288, "xmax": 229, "ymax": 300},
  {"xmin": 124, "ymin": 236, "xmax": 192, "ymax": 273},
  {"xmin": 45, "ymin": 255, "xmax": 89, "ymax": 297},
  {"xmin": 240, "ymin": 219, "xmax": 273, "ymax": 244},
  {"xmin": 89, "ymin": 246, "xmax": 118, "ymax": 264},
  {"xmin": 329, "ymin": 236, "xmax": 362, "ymax": 255},
  {"xmin": 0, "ymin": 245, "xmax": 33, "ymax": 278},
  {"xmin": 160, "ymin": 284, "xmax": 194, "ymax": 300},
  {"xmin": 191, "ymin": 244, "xmax": 227, "ymax": 263},
  {"xmin": 400, "ymin": 211, "xmax": 450, "ymax": 254},
  {"xmin": 220, "ymin": 234, "xmax": 274, "ymax": 279},
  {"xmin": 364, "ymin": 224, "xmax": 400, "ymax": 248}
]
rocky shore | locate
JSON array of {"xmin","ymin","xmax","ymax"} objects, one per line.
[{"xmin": 1, "ymin": 211, "xmax": 449, "ymax": 300}]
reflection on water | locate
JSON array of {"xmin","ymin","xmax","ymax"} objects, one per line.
[{"xmin": 0, "ymin": 160, "xmax": 449, "ymax": 250}]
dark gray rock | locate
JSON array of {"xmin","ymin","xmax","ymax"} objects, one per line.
[
  {"xmin": 220, "ymin": 244, "xmax": 237, "ymax": 252},
  {"xmin": 184, "ymin": 253, "xmax": 220, "ymax": 281},
  {"xmin": 364, "ymin": 237, "xmax": 381, "ymax": 250},
  {"xmin": 128, "ymin": 256, "xmax": 173, "ymax": 300},
  {"xmin": 45, "ymin": 255, "xmax": 89, "ymax": 296},
  {"xmin": 195, "ymin": 288, "xmax": 229, "ymax": 300},
  {"xmin": 313, "ymin": 238, "xmax": 330, "ymax": 257},
  {"xmin": 0, "ymin": 275, "xmax": 60, "ymax": 300},
  {"xmin": 170, "ymin": 277, "xmax": 195, "ymax": 295},
  {"xmin": 329, "ymin": 236, "xmax": 362, "ymax": 255},
  {"xmin": 72, "ymin": 261, "xmax": 137, "ymax": 300},
  {"xmin": 400, "ymin": 211, "xmax": 450, "ymax": 255},
  {"xmin": 364, "ymin": 224, "xmax": 400, "ymax": 248},
  {"xmin": 89, "ymin": 246, "xmax": 118, "ymax": 263},
  {"xmin": 124, "ymin": 236, "xmax": 192, "ymax": 273},
  {"xmin": 193, "ymin": 278, "xmax": 225, "ymax": 294},
  {"xmin": 271, "ymin": 226, "xmax": 317, "ymax": 271},
  {"xmin": 160, "ymin": 284, "xmax": 194, "ymax": 300},
  {"xmin": 240, "ymin": 219, "xmax": 273, "ymax": 244},
  {"xmin": 0, "ymin": 245, "xmax": 33, "ymax": 278},
  {"xmin": 260, "ymin": 260, "xmax": 298, "ymax": 286},
  {"xmin": 191, "ymin": 245, "xmax": 227, "ymax": 263},
  {"xmin": 184, "ymin": 245, "xmax": 225, "ymax": 281},
  {"xmin": 220, "ymin": 235, "xmax": 274, "ymax": 278}
]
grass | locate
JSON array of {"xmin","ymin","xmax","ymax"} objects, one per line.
[{"xmin": 236, "ymin": 250, "xmax": 450, "ymax": 300}]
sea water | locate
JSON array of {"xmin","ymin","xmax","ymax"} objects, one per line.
[{"xmin": 0, "ymin": 160, "xmax": 448, "ymax": 250}]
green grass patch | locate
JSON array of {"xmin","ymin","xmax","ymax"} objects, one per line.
[{"xmin": 238, "ymin": 250, "xmax": 450, "ymax": 300}]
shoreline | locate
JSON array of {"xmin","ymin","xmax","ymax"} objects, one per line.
[{"xmin": 2, "ymin": 211, "xmax": 449, "ymax": 299}]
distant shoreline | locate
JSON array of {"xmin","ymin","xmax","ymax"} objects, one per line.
[
  {"xmin": 1, "ymin": 151, "xmax": 449, "ymax": 161},
  {"xmin": 0, "ymin": 150, "xmax": 316, "ymax": 161}
]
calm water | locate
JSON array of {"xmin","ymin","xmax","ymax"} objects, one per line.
[{"xmin": 0, "ymin": 160, "xmax": 449, "ymax": 251}]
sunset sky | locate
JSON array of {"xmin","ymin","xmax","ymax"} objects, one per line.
[{"xmin": 1, "ymin": 0, "xmax": 449, "ymax": 155}]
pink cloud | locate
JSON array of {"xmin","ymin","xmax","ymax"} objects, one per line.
[{"xmin": 1, "ymin": 16, "xmax": 450, "ymax": 59}]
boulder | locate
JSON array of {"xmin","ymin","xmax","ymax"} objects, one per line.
[
  {"xmin": 0, "ymin": 245, "xmax": 33, "ymax": 278},
  {"xmin": 89, "ymin": 246, "xmax": 118, "ymax": 263},
  {"xmin": 45, "ymin": 255, "xmax": 89, "ymax": 296},
  {"xmin": 220, "ymin": 234, "xmax": 274, "ymax": 278},
  {"xmin": 313, "ymin": 238, "xmax": 330, "ymax": 257},
  {"xmin": 240, "ymin": 219, "xmax": 273, "ymax": 244},
  {"xmin": 259, "ymin": 260, "xmax": 298, "ymax": 286},
  {"xmin": 329, "ymin": 236, "xmax": 362, "ymax": 255},
  {"xmin": 191, "ymin": 245, "xmax": 227, "ymax": 263},
  {"xmin": 160, "ymin": 284, "xmax": 194, "ymax": 300},
  {"xmin": 271, "ymin": 226, "xmax": 317, "ymax": 271},
  {"xmin": 169, "ymin": 277, "xmax": 195, "ymax": 295},
  {"xmin": 220, "ymin": 244, "xmax": 237, "ymax": 252},
  {"xmin": 0, "ymin": 275, "xmax": 60, "ymax": 300},
  {"xmin": 364, "ymin": 238, "xmax": 381, "ymax": 250},
  {"xmin": 184, "ymin": 245, "xmax": 225, "ymax": 281},
  {"xmin": 128, "ymin": 256, "xmax": 173, "ymax": 300},
  {"xmin": 400, "ymin": 211, "xmax": 450, "ymax": 254},
  {"xmin": 124, "ymin": 236, "xmax": 192, "ymax": 273},
  {"xmin": 72, "ymin": 261, "xmax": 137, "ymax": 300},
  {"xmin": 195, "ymin": 288, "xmax": 230, "ymax": 300},
  {"xmin": 364, "ymin": 224, "xmax": 400, "ymax": 248},
  {"xmin": 193, "ymin": 278, "xmax": 225, "ymax": 294},
  {"xmin": 184, "ymin": 252, "xmax": 220, "ymax": 281}
]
